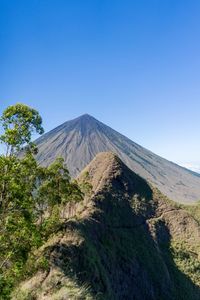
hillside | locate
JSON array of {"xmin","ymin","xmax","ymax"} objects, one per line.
[
  {"xmin": 34, "ymin": 114, "xmax": 200, "ymax": 204},
  {"xmin": 13, "ymin": 153, "xmax": 200, "ymax": 300}
]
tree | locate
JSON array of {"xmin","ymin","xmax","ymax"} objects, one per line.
[
  {"xmin": 35, "ymin": 157, "xmax": 83, "ymax": 236},
  {"xmin": 0, "ymin": 104, "xmax": 45, "ymax": 298},
  {"xmin": 0, "ymin": 103, "xmax": 44, "ymax": 212},
  {"xmin": 0, "ymin": 103, "xmax": 85, "ymax": 298},
  {"xmin": 0, "ymin": 103, "xmax": 44, "ymax": 156}
]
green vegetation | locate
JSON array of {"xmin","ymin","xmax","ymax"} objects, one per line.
[
  {"xmin": 170, "ymin": 240, "xmax": 200, "ymax": 286},
  {"xmin": 1, "ymin": 104, "xmax": 200, "ymax": 299},
  {"xmin": 184, "ymin": 201, "xmax": 200, "ymax": 224},
  {"xmin": 0, "ymin": 104, "xmax": 84, "ymax": 299}
]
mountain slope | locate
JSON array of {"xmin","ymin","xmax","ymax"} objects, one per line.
[
  {"xmin": 34, "ymin": 114, "xmax": 200, "ymax": 203},
  {"xmin": 13, "ymin": 153, "xmax": 200, "ymax": 300}
]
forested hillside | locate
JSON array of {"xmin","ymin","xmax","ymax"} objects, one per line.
[{"xmin": 0, "ymin": 104, "xmax": 86, "ymax": 299}]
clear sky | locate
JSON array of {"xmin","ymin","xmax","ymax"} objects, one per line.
[{"xmin": 0, "ymin": 0, "xmax": 200, "ymax": 170}]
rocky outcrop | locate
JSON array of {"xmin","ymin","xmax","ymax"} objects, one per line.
[{"xmin": 13, "ymin": 153, "xmax": 200, "ymax": 300}]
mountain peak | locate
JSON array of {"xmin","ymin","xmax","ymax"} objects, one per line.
[
  {"xmin": 75, "ymin": 113, "xmax": 97, "ymax": 122},
  {"xmin": 78, "ymin": 152, "xmax": 152, "ymax": 197},
  {"xmin": 69, "ymin": 113, "xmax": 101, "ymax": 134},
  {"xmin": 79, "ymin": 113, "xmax": 93, "ymax": 118},
  {"xmin": 34, "ymin": 115, "xmax": 200, "ymax": 203},
  {"xmin": 64, "ymin": 113, "xmax": 100, "ymax": 130},
  {"xmin": 78, "ymin": 152, "xmax": 122, "ymax": 193}
]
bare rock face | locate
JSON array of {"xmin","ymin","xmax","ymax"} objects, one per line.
[
  {"xmin": 34, "ymin": 114, "xmax": 200, "ymax": 204},
  {"xmin": 13, "ymin": 153, "xmax": 200, "ymax": 300}
]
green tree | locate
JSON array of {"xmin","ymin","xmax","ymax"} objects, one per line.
[
  {"xmin": 0, "ymin": 103, "xmax": 44, "ymax": 156},
  {"xmin": 0, "ymin": 103, "xmax": 84, "ymax": 298},
  {"xmin": 35, "ymin": 157, "xmax": 83, "ymax": 236},
  {"xmin": 0, "ymin": 104, "xmax": 45, "ymax": 298}
]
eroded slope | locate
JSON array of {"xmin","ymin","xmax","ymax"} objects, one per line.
[
  {"xmin": 34, "ymin": 114, "xmax": 200, "ymax": 203},
  {"xmin": 13, "ymin": 153, "xmax": 200, "ymax": 300}
]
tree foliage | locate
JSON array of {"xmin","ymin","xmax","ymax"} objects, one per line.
[
  {"xmin": 0, "ymin": 104, "xmax": 84, "ymax": 299},
  {"xmin": 0, "ymin": 103, "xmax": 44, "ymax": 155}
]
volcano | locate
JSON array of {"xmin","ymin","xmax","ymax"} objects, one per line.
[{"xmin": 34, "ymin": 114, "xmax": 200, "ymax": 204}]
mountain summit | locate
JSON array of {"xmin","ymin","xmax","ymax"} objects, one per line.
[{"xmin": 35, "ymin": 114, "xmax": 200, "ymax": 203}]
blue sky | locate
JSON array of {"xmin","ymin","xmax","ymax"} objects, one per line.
[{"xmin": 0, "ymin": 0, "xmax": 200, "ymax": 169}]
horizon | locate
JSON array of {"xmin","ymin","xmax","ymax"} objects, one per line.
[{"xmin": 1, "ymin": 0, "xmax": 200, "ymax": 172}]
